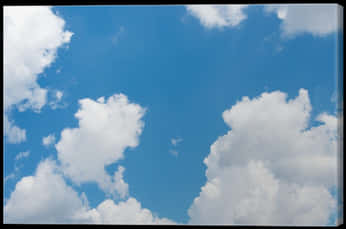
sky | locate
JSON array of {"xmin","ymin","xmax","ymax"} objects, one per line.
[{"xmin": 3, "ymin": 4, "xmax": 344, "ymax": 225}]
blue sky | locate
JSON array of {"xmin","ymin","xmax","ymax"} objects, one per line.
[{"xmin": 4, "ymin": 5, "xmax": 343, "ymax": 225}]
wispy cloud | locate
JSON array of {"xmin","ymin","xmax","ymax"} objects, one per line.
[
  {"xmin": 15, "ymin": 151, "xmax": 30, "ymax": 161},
  {"xmin": 171, "ymin": 137, "xmax": 183, "ymax": 146},
  {"xmin": 169, "ymin": 150, "xmax": 179, "ymax": 157},
  {"xmin": 112, "ymin": 26, "xmax": 125, "ymax": 45},
  {"xmin": 42, "ymin": 134, "xmax": 56, "ymax": 147},
  {"xmin": 170, "ymin": 137, "xmax": 183, "ymax": 157}
]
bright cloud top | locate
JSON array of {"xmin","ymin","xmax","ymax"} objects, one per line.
[
  {"xmin": 186, "ymin": 5, "xmax": 248, "ymax": 29},
  {"xmin": 4, "ymin": 6, "xmax": 73, "ymax": 143},
  {"xmin": 55, "ymin": 93, "xmax": 146, "ymax": 197},
  {"xmin": 86, "ymin": 198, "xmax": 175, "ymax": 224},
  {"xmin": 188, "ymin": 89, "xmax": 338, "ymax": 225},
  {"xmin": 265, "ymin": 4, "xmax": 342, "ymax": 37}
]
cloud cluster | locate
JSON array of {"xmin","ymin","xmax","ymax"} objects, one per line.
[
  {"xmin": 185, "ymin": 4, "xmax": 342, "ymax": 38},
  {"xmin": 55, "ymin": 94, "xmax": 146, "ymax": 197},
  {"xmin": 188, "ymin": 89, "xmax": 338, "ymax": 225},
  {"xmin": 4, "ymin": 6, "xmax": 72, "ymax": 143},
  {"xmin": 185, "ymin": 5, "xmax": 248, "ymax": 29},
  {"xmin": 4, "ymin": 5, "xmax": 341, "ymax": 225},
  {"xmin": 265, "ymin": 4, "xmax": 342, "ymax": 38},
  {"xmin": 5, "ymin": 94, "xmax": 176, "ymax": 224}
]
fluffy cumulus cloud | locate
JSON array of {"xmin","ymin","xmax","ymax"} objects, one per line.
[
  {"xmin": 188, "ymin": 89, "xmax": 338, "ymax": 225},
  {"xmin": 265, "ymin": 4, "xmax": 343, "ymax": 38},
  {"xmin": 85, "ymin": 198, "xmax": 175, "ymax": 224},
  {"xmin": 4, "ymin": 159, "xmax": 89, "ymax": 224},
  {"xmin": 55, "ymin": 94, "xmax": 146, "ymax": 197},
  {"xmin": 4, "ymin": 6, "xmax": 72, "ymax": 143},
  {"xmin": 186, "ymin": 5, "xmax": 248, "ymax": 29},
  {"xmin": 5, "ymin": 159, "xmax": 175, "ymax": 224}
]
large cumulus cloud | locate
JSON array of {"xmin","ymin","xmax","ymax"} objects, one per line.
[
  {"xmin": 55, "ymin": 94, "xmax": 145, "ymax": 197},
  {"xmin": 188, "ymin": 89, "xmax": 338, "ymax": 225},
  {"xmin": 4, "ymin": 6, "xmax": 73, "ymax": 143},
  {"xmin": 4, "ymin": 159, "xmax": 175, "ymax": 224}
]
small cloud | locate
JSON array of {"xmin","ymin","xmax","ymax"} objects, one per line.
[
  {"xmin": 56, "ymin": 68, "xmax": 62, "ymax": 74},
  {"xmin": 42, "ymin": 134, "xmax": 56, "ymax": 147},
  {"xmin": 185, "ymin": 5, "xmax": 248, "ymax": 29},
  {"xmin": 171, "ymin": 137, "xmax": 183, "ymax": 146},
  {"xmin": 15, "ymin": 151, "xmax": 30, "ymax": 161},
  {"xmin": 112, "ymin": 26, "xmax": 125, "ymax": 45},
  {"xmin": 56, "ymin": 90, "xmax": 63, "ymax": 101},
  {"xmin": 5, "ymin": 162, "xmax": 23, "ymax": 183},
  {"xmin": 49, "ymin": 90, "xmax": 66, "ymax": 110},
  {"xmin": 169, "ymin": 150, "xmax": 179, "ymax": 157}
]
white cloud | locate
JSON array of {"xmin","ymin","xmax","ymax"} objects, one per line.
[
  {"xmin": 171, "ymin": 137, "xmax": 183, "ymax": 146},
  {"xmin": 42, "ymin": 134, "xmax": 56, "ymax": 147},
  {"xmin": 49, "ymin": 90, "xmax": 66, "ymax": 110},
  {"xmin": 4, "ymin": 160, "xmax": 23, "ymax": 184},
  {"xmin": 112, "ymin": 166, "xmax": 129, "ymax": 199},
  {"xmin": 4, "ymin": 6, "xmax": 72, "ymax": 143},
  {"xmin": 5, "ymin": 159, "xmax": 175, "ymax": 224},
  {"xmin": 5, "ymin": 91, "xmax": 176, "ymax": 224},
  {"xmin": 188, "ymin": 89, "xmax": 338, "ymax": 225},
  {"xmin": 185, "ymin": 5, "xmax": 248, "ymax": 29},
  {"xmin": 4, "ymin": 159, "xmax": 90, "ymax": 224},
  {"xmin": 56, "ymin": 90, "xmax": 63, "ymax": 100},
  {"xmin": 55, "ymin": 94, "xmax": 146, "ymax": 197},
  {"xmin": 4, "ymin": 114, "xmax": 26, "ymax": 144},
  {"xmin": 85, "ymin": 198, "xmax": 175, "ymax": 224},
  {"xmin": 15, "ymin": 151, "xmax": 30, "ymax": 161},
  {"xmin": 265, "ymin": 4, "xmax": 342, "ymax": 38},
  {"xmin": 112, "ymin": 26, "xmax": 125, "ymax": 45},
  {"xmin": 169, "ymin": 149, "xmax": 179, "ymax": 157}
]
